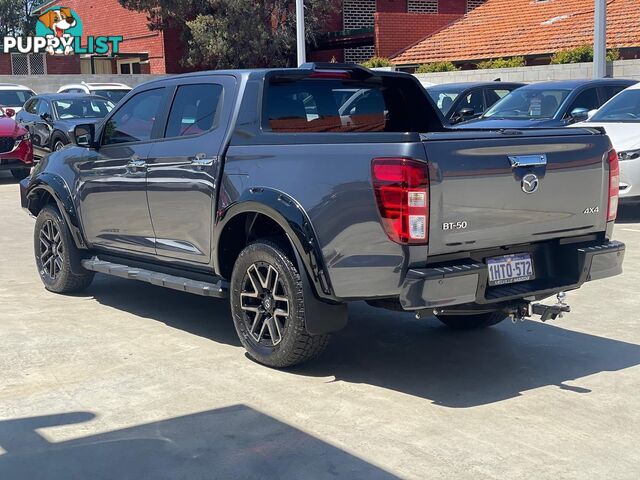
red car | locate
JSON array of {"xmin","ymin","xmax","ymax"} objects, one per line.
[{"xmin": 0, "ymin": 106, "xmax": 33, "ymax": 181}]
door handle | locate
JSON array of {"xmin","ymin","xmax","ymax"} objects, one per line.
[
  {"xmin": 126, "ymin": 156, "xmax": 146, "ymax": 173},
  {"xmin": 190, "ymin": 153, "xmax": 216, "ymax": 167}
]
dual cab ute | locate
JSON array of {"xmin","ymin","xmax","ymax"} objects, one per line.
[{"xmin": 20, "ymin": 64, "xmax": 625, "ymax": 367}]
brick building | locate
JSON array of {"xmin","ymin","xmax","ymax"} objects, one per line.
[
  {"xmin": 312, "ymin": 0, "xmax": 484, "ymax": 63},
  {"xmin": 0, "ymin": 0, "xmax": 483, "ymax": 75},
  {"xmin": 1, "ymin": 0, "xmax": 186, "ymax": 76},
  {"xmin": 392, "ymin": 0, "xmax": 640, "ymax": 68}
]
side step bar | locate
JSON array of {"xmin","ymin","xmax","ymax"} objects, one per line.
[{"xmin": 81, "ymin": 257, "xmax": 228, "ymax": 298}]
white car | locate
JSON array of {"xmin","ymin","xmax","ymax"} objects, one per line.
[
  {"xmin": 0, "ymin": 83, "xmax": 36, "ymax": 113},
  {"xmin": 57, "ymin": 82, "xmax": 131, "ymax": 104},
  {"xmin": 578, "ymin": 83, "xmax": 640, "ymax": 204}
]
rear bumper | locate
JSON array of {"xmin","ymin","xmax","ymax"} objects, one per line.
[{"xmin": 400, "ymin": 240, "xmax": 625, "ymax": 310}]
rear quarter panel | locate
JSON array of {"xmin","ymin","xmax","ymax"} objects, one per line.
[{"xmin": 222, "ymin": 141, "xmax": 428, "ymax": 300}]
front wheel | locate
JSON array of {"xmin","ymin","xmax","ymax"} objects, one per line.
[
  {"xmin": 230, "ymin": 240, "xmax": 330, "ymax": 368},
  {"xmin": 436, "ymin": 311, "xmax": 507, "ymax": 330},
  {"xmin": 34, "ymin": 205, "xmax": 94, "ymax": 293}
]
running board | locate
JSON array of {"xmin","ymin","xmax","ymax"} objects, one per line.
[{"xmin": 81, "ymin": 257, "xmax": 228, "ymax": 298}]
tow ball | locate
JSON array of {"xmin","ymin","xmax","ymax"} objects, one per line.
[{"xmin": 511, "ymin": 292, "xmax": 571, "ymax": 323}]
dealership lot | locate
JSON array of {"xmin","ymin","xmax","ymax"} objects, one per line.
[{"xmin": 1, "ymin": 173, "xmax": 639, "ymax": 479}]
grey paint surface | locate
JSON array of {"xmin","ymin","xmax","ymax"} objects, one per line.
[
  {"xmin": 22, "ymin": 68, "xmax": 618, "ymax": 306},
  {"xmin": 2, "ymin": 176, "xmax": 640, "ymax": 479}
]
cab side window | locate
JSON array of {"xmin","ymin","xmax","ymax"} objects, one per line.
[
  {"xmin": 568, "ymin": 88, "xmax": 599, "ymax": 114},
  {"xmin": 102, "ymin": 88, "xmax": 165, "ymax": 145},
  {"xmin": 37, "ymin": 100, "xmax": 52, "ymax": 118},
  {"xmin": 24, "ymin": 99, "xmax": 38, "ymax": 114},
  {"xmin": 164, "ymin": 84, "xmax": 223, "ymax": 138}
]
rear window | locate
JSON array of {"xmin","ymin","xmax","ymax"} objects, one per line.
[{"xmin": 264, "ymin": 75, "xmax": 435, "ymax": 133}]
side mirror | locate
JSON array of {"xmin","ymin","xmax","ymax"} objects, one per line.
[
  {"xmin": 74, "ymin": 124, "xmax": 96, "ymax": 148},
  {"xmin": 569, "ymin": 107, "xmax": 589, "ymax": 123},
  {"xmin": 459, "ymin": 107, "xmax": 475, "ymax": 118},
  {"xmin": 40, "ymin": 112, "xmax": 51, "ymax": 122},
  {"xmin": 4, "ymin": 108, "xmax": 15, "ymax": 118}
]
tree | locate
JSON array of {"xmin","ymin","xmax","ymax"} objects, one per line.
[
  {"xmin": 0, "ymin": 0, "xmax": 38, "ymax": 36},
  {"xmin": 551, "ymin": 45, "xmax": 621, "ymax": 64},
  {"xmin": 477, "ymin": 57, "xmax": 525, "ymax": 69},
  {"xmin": 0, "ymin": 0, "xmax": 23, "ymax": 37},
  {"xmin": 118, "ymin": 0, "xmax": 336, "ymax": 69},
  {"xmin": 415, "ymin": 61, "xmax": 458, "ymax": 73},
  {"xmin": 360, "ymin": 57, "xmax": 394, "ymax": 68}
]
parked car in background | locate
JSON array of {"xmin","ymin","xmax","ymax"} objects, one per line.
[
  {"xmin": 0, "ymin": 106, "xmax": 33, "ymax": 181},
  {"xmin": 57, "ymin": 82, "xmax": 131, "ymax": 104},
  {"xmin": 457, "ymin": 79, "xmax": 637, "ymax": 129},
  {"xmin": 20, "ymin": 64, "xmax": 624, "ymax": 368},
  {"xmin": 575, "ymin": 83, "xmax": 640, "ymax": 204},
  {"xmin": 0, "ymin": 83, "xmax": 36, "ymax": 114},
  {"xmin": 427, "ymin": 81, "xmax": 524, "ymax": 124},
  {"xmin": 16, "ymin": 94, "xmax": 114, "ymax": 158}
]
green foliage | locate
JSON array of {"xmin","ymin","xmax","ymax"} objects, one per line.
[
  {"xmin": 118, "ymin": 0, "xmax": 335, "ymax": 69},
  {"xmin": 360, "ymin": 57, "xmax": 394, "ymax": 68},
  {"xmin": 415, "ymin": 61, "xmax": 459, "ymax": 73},
  {"xmin": 0, "ymin": 0, "xmax": 38, "ymax": 37},
  {"xmin": 551, "ymin": 45, "xmax": 621, "ymax": 64},
  {"xmin": 477, "ymin": 57, "xmax": 525, "ymax": 69}
]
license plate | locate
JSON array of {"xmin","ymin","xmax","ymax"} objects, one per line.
[{"xmin": 487, "ymin": 253, "xmax": 534, "ymax": 286}]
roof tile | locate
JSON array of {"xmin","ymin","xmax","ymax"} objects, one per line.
[{"xmin": 392, "ymin": 0, "xmax": 640, "ymax": 65}]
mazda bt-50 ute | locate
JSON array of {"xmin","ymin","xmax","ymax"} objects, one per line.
[{"xmin": 20, "ymin": 64, "xmax": 625, "ymax": 367}]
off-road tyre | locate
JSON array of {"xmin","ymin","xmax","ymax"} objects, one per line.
[
  {"xmin": 34, "ymin": 204, "xmax": 94, "ymax": 293},
  {"xmin": 230, "ymin": 240, "xmax": 330, "ymax": 368}
]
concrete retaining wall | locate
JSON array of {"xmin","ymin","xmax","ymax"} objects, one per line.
[
  {"xmin": 413, "ymin": 59, "xmax": 640, "ymax": 84},
  {"xmin": 0, "ymin": 74, "xmax": 168, "ymax": 94},
  {"xmin": 5, "ymin": 58, "xmax": 640, "ymax": 93}
]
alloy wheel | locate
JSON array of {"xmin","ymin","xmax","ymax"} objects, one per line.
[
  {"xmin": 55, "ymin": 141, "xmax": 65, "ymax": 151},
  {"xmin": 240, "ymin": 262, "xmax": 290, "ymax": 346},
  {"xmin": 39, "ymin": 219, "xmax": 63, "ymax": 279}
]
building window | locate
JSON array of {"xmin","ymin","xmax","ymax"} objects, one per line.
[
  {"xmin": 117, "ymin": 58, "xmax": 142, "ymax": 74},
  {"xmin": 466, "ymin": 0, "xmax": 486, "ymax": 12},
  {"xmin": 11, "ymin": 54, "xmax": 47, "ymax": 75},
  {"xmin": 343, "ymin": 0, "xmax": 376, "ymax": 64},
  {"xmin": 408, "ymin": 0, "xmax": 438, "ymax": 14}
]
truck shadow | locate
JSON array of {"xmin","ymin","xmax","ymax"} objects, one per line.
[
  {"xmin": 616, "ymin": 204, "xmax": 640, "ymax": 224},
  {"xmin": 295, "ymin": 303, "xmax": 640, "ymax": 407},
  {"xmin": 0, "ymin": 406, "xmax": 396, "ymax": 480},
  {"xmin": 87, "ymin": 277, "xmax": 640, "ymax": 408}
]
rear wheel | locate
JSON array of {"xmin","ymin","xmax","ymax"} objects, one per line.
[
  {"xmin": 10, "ymin": 168, "xmax": 29, "ymax": 181},
  {"xmin": 436, "ymin": 311, "xmax": 507, "ymax": 330},
  {"xmin": 230, "ymin": 240, "xmax": 329, "ymax": 368},
  {"xmin": 34, "ymin": 205, "xmax": 94, "ymax": 293}
]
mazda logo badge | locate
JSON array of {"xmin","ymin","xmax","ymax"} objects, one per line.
[{"xmin": 521, "ymin": 173, "xmax": 539, "ymax": 194}]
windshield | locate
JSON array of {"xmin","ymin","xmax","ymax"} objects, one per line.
[
  {"xmin": 92, "ymin": 89, "xmax": 130, "ymax": 103},
  {"xmin": 590, "ymin": 89, "xmax": 640, "ymax": 123},
  {"xmin": 53, "ymin": 98, "xmax": 114, "ymax": 119},
  {"xmin": 427, "ymin": 87, "xmax": 463, "ymax": 115},
  {"xmin": 0, "ymin": 89, "xmax": 35, "ymax": 108},
  {"xmin": 483, "ymin": 88, "xmax": 571, "ymax": 120}
]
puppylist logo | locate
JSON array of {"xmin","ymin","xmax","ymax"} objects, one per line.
[{"xmin": 2, "ymin": 6, "xmax": 123, "ymax": 55}]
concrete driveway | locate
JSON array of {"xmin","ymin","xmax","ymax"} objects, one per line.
[{"xmin": 1, "ymin": 172, "xmax": 639, "ymax": 479}]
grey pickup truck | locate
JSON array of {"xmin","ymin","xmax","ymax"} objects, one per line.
[{"xmin": 20, "ymin": 63, "xmax": 625, "ymax": 368}]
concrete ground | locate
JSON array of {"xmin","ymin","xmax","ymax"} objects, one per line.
[{"xmin": 1, "ymin": 171, "xmax": 639, "ymax": 479}]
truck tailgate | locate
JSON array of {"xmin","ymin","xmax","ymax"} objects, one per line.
[{"xmin": 423, "ymin": 128, "xmax": 612, "ymax": 255}]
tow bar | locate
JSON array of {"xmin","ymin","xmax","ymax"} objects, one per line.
[
  {"xmin": 423, "ymin": 292, "xmax": 571, "ymax": 323},
  {"xmin": 511, "ymin": 292, "xmax": 571, "ymax": 323}
]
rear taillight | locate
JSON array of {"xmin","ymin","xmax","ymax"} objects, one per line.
[
  {"xmin": 371, "ymin": 157, "xmax": 429, "ymax": 244},
  {"xmin": 607, "ymin": 149, "xmax": 619, "ymax": 222}
]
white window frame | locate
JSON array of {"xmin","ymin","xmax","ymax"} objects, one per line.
[{"xmin": 117, "ymin": 58, "xmax": 141, "ymax": 75}]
